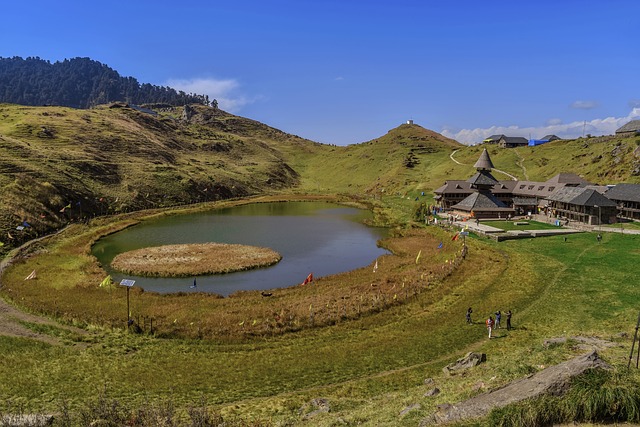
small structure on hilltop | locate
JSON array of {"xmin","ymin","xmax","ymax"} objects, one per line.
[
  {"xmin": 449, "ymin": 149, "xmax": 515, "ymax": 219},
  {"xmin": 498, "ymin": 135, "xmax": 528, "ymax": 148},
  {"xmin": 528, "ymin": 134, "xmax": 561, "ymax": 146},
  {"xmin": 615, "ymin": 120, "xmax": 640, "ymax": 137},
  {"xmin": 482, "ymin": 134, "xmax": 504, "ymax": 144},
  {"xmin": 482, "ymin": 134, "xmax": 529, "ymax": 148}
]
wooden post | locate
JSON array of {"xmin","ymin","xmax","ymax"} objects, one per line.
[
  {"xmin": 628, "ymin": 312, "xmax": 640, "ymax": 368},
  {"xmin": 126, "ymin": 286, "xmax": 130, "ymax": 329}
]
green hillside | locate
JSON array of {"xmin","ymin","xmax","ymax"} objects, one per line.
[
  {"xmin": 2, "ymin": 102, "xmax": 640, "ymax": 426},
  {"xmin": 2, "ymin": 102, "xmax": 639, "ymax": 252}
]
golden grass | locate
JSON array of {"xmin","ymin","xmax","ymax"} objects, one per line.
[
  {"xmin": 110, "ymin": 243, "xmax": 282, "ymax": 277},
  {"xmin": 0, "ymin": 197, "xmax": 469, "ymax": 340}
]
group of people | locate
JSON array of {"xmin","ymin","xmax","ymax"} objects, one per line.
[{"xmin": 466, "ymin": 308, "xmax": 513, "ymax": 338}]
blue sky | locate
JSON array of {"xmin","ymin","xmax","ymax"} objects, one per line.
[{"xmin": 2, "ymin": 1, "xmax": 639, "ymax": 144}]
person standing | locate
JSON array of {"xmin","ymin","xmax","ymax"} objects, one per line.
[
  {"xmin": 486, "ymin": 316, "xmax": 494, "ymax": 339},
  {"xmin": 506, "ymin": 310, "xmax": 512, "ymax": 331},
  {"xmin": 466, "ymin": 307, "xmax": 473, "ymax": 324},
  {"xmin": 494, "ymin": 310, "xmax": 501, "ymax": 329}
]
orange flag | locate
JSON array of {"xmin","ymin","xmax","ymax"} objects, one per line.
[{"xmin": 301, "ymin": 273, "xmax": 313, "ymax": 285}]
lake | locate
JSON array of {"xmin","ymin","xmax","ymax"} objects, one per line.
[{"xmin": 91, "ymin": 202, "xmax": 388, "ymax": 296}]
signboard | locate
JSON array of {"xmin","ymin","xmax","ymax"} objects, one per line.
[{"xmin": 119, "ymin": 279, "xmax": 136, "ymax": 287}]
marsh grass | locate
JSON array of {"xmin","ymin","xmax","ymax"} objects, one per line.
[
  {"xmin": 1, "ymin": 213, "xmax": 470, "ymax": 340},
  {"xmin": 110, "ymin": 243, "xmax": 282, "ymax": 277}
]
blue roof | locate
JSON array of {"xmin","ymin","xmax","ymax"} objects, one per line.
[{"xmin": 528, "ymin": 139, "xmax": 549, "ymax": 146}]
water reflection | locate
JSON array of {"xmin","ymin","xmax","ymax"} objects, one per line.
[{"xmin": 92, "ymin": 202, "xmax": 388, "ymax": 296}]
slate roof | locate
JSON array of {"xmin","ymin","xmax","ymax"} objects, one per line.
[
  {"xmin": 545, "ymin": 173, "xmax": 591, "ymax": 185},
  {"xmin": 433, "ymin": 181, "xmax": 472, "ymax": 194},
  {"xmin": 546, "ymin": 187, "xmax": 616, "ymax": 207},
  {"xmin": 542, "ymin": 134, "xmax": 561, "ymax": 141},
  {"xmin": 615, "ymin": 120, "xmax": 640, "ymax": 134},
  {"xmin": 605, "ymin": 183, "xmax": 640, "ymax": 203},
  {"xmin": 513, "ymin": 181, "xmax": 565, "ymax": 197},
  {"xmin": 451, "ymin": 191, "xmax": 511, "ymax": 212},
  {"xmin": 492, "ymin": 181, "xmax": 517, "ymax": 194},
  {"xmin": 467, "ymin": 170, "xmax": 499, "ymax": 187},
  {"xmin": 483, "ymin": 134, "xmax": 504, "ymax": 142},
  {"xmin": 474, "ymin": 148, "xmax": 495, "ymax": 170}
]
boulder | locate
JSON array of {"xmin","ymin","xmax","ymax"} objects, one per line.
[
  {"xmin": 442, "ymin": 352, "xmax": 486, "ymax": 375},
  {"xmin": 424, "ymin": 388, "xmax": 440, "ymax": 397},
  {"xmin": 420, "ymin": 351, "xmax": 610, "ymax": 426}
]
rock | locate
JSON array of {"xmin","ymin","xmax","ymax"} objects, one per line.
[
  {"xmin": 424, "ymin": 388, "xmax": 440, "ymax": 397},
  {"xmin": 181, "ymin": 105, "xmax": 195, "ymax": 122},
  {"xmin": 399, "ymin": 403, "xmax": 421, "ymax": 417},
  {"xmin": 300, "ymin": 397, "xmax": 330, "ymax": 420},
  {"xmin": 1, "ymin": 414, "xmax": 54, "ymax": 426},
  {"xmin": 424, "ymin": 377, "xmax": 434, "ymax": 385},
  {"xmin": 420, "ymin": 350, "xmax": 610, "ymax": 426},
  {"xmin": 543, "ymin": 337, "xmax": 567, "ymax": 348},
  {"xmin": 442, "ymin": 352, "xmax": 486, "ymax": 375},
  {"xmin": 471, "ymin": 381, "xmax": 486, "ymax": 392}
]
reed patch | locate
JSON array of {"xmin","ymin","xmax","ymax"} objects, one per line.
[{"xmin": 110, "ymin": 243, "xmax": 282, "ymax": 277}]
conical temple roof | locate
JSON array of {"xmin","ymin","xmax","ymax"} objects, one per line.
[{"xmin": 474, "ymin": 148, "xmax": 494, "ymax": 170}]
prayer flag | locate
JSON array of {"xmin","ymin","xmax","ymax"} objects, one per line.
[
  {"xmin": 415, "ymin": 250, "xmax": 422, "ymax": 264},
  {"xmin": 373, "ymin": 260, "xmax": 378, "ymax": 273},
  {"xmin": 190, "ymin": 278, "xmax": 197, "ymax": 288},
  {"xmin": 99, "ymin": 275, "xmax": 112, "ymax": 287},
  {"xmin": 22, "ymin": 221, "xmax": 31, "ymax": 228},
  {"xmin": 301, "ymin": 273, "xmax": 313, "ymax": 285},
  {"xmin": 24, "ymin": 270, "xmax": 37, "ymax": 280},
  {"xmin": 437, "ymin": 242, "xmax": 443, "ymax": 249},
  {"xmin": 452, "ymin": 233, "xmax": 459, "ymax": 241}
]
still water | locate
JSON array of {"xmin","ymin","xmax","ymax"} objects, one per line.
[{"xmin": 91, "ymin": 202, "xmax": 388, "ymax": 296}]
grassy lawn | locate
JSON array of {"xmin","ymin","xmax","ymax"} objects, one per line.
[
  {"xmin": 1, "ymin": 199, "xmax": 640, "ymax": 425},
  {"xmin": 602, "ymin": 220, "xmax": 640, "ymax": 230},
  {"xmin": 481, "ymin": 220, "xmax": 562, "ymax": 231}
]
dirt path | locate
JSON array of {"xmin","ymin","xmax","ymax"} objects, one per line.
[
  {"xmin": 514, "ymin": 148, "xmax": 529, "ymax": 180},
  {"xmin": 0, "ymin": 230, "xmax": 88, "ymax": 345},
  {"xmin": 450, "ymin": 149, "xmax": 518, "ymax": 181}
]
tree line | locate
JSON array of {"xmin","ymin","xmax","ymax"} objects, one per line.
[{"xmin": 0, "ymin": 56, "xmax": 210, "ymax": 108}]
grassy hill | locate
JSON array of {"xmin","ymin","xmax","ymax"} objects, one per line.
[
  {"xmin": 2, "ymin": 103, "xmax": 640, "ymax": 425},
  {"xmin": 2, "ymin": 101, "xmax": 639, "ymax": 252}
]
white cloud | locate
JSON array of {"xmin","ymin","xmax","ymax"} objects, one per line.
[
  {"xmin": 629, "ymin": 99, "xmax": 640, "ymax": 108},
  {"xmin": 545, "ymin": 118, "xmax": 563, "ymax": 126},
  {"xmin": 442, "ymin": 108, "xmax": 640, "ymax": 145},
  {"xmin": 570, "ymin": 100, "xmax": 599, "ymax": 110},
  {"xmin": 164, "ymin": 77, "xmax": 256, "ymax": 112}
]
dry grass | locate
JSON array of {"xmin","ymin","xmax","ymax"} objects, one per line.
[
  {"xmin": 1, "ymin": 212, "xmax": 468, "ymax": 340},
  {"xmin": 111, "ymin": 243, "xmax": 282, "ymax": 277}
]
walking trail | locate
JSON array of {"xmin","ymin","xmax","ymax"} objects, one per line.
[
  {"xmin": 450, "ymin": 149, "xmax": 518, "ymax": 181},
  {"xmin": 0, "ymin": 231, "xmax": 88, "ymax": 345}
]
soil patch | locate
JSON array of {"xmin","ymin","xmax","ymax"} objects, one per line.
[{"xmin": 110, "ymin": 243, "xmax": 282, "ymax": 277}]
